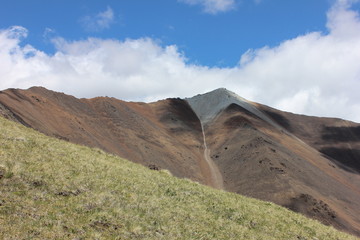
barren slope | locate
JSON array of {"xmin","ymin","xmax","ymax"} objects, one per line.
[
  {"xmin": 0, "ymin": 87, "xmax": 207, "ymax": 184},
  {"xmin": 186, "ymin": 88, "xmax": 360, "ymax": 236}
]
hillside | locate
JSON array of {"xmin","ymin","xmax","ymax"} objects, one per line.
[
  {"xmin": 1, "ymin": 87, "xmax": 360, "ymax": 236},
  {"xmin": 0, "ymin": 116, "xmax": 358, "ymax": 239}
]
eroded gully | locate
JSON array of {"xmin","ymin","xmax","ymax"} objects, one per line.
[{"xmin": 200, "ymin": 123, "xmax": 224, "ymax": 190}]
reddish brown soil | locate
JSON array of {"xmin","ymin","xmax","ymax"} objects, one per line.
[
  {"xmin": 1, "ymin": 87, "xmax": 360, "ymax": 237},
  {"xmin": 207, "ymin": 103, "xmax": 360, "ymax": 236}
]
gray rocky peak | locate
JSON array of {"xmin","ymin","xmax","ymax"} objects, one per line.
[{"xmin": 185, "ymin": 88, "xmax": 278, "ymax": 128}]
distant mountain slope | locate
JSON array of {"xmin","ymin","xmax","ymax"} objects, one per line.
[
  {"xmin": 0, "ymin": 87, "xmax": 207, "ymax": 184},
  {"xmin": 1, "ymin": 86, "xmax": 360, "ymax": 236},
  {"xmin": 258, "ymin": 103, "xmax": 360, "ymax": 173},
  {"xmin": 187, "ymin": 89, "xmax": 360, "ymax": 236},
  {"xmin": 0, "ymin": 115, "xmax": 358, "ymax": 239}
]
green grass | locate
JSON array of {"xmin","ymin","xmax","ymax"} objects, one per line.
[{"xmin": 0, "ymin": 116, "xmax": 358, "ymax": 240}]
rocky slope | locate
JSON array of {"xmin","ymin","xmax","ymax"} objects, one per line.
[{"xmin": 1, "ymin": 86, "xmax": 360, "ymax": 236}]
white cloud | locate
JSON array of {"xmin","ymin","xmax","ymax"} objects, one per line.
[
  {"xmin": 327, "ymin": 0, "xmax": 360, "ymax": 39},
  {"xmin": 80, "ymin": 6, "xmax": 114, "ymax": 32},
  {"xmin": 1, "ymin": 0, "xmax": 360, "ymax": 122},
  {"xmin": 231, "ymin": 0, "xmax": 360, "ymax": 121},
  {"xmin": 179, "ymin": 0, "xmax": 236, "ymax": 14}
]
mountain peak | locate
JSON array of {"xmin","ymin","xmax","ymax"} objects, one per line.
[
  {"xmin": 191, "ymin": 88, "xmax": 246, "ymax": 101},
  {"xmin": 185, "ymin": 88, "xmax": 276, "ymax": 127}
]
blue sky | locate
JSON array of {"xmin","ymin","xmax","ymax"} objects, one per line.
[
  {"xmin": 1, "ymin": 0, "xmax": 333, "ymax": 66},
  {"xmin": 1, "ymin": 0, "xmax": 360, "ymax": 122}
]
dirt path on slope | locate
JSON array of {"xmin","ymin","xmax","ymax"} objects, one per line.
[{"xmin": 200, "ymin": 124, "xmax": 224, "ymax": 190}]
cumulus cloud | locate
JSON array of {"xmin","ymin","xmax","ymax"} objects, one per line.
[
  {"xmin": 0, "ymin": 29, "xmax": 230, "ymax": 101},
  {"xmin": 1, "ymin": 0, "xmax": 360, "ymax": 122},
  {"xmin": 327, "ymin": 0, "xmax": 360, "ymax": 38},
  {"xmin": 80, "ymin": 6, "xmax": 114, "ymax": 32},
  {"xmin": 232, "ymin": 0, "xmax": 360, "ymax": 121},
  {"xmin": 179, "ymin": 0, "xmax": 236, "ymax": 14}
]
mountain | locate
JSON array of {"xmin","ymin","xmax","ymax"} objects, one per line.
[
  {"xmin": 1, "ymin": 86, "xmax": 360, "ymax": 237},
  {"xmin": 1, "ymin": 114, "xmax": 357, "ymax": 239}
]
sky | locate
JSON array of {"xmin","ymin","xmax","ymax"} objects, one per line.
[{"xmin": 1, "ymin": 0, "xmax": 360, "ymax": 122}]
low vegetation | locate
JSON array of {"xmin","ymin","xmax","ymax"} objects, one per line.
[{"xmin": 0, "ymin": 116, "xmax": 357, "ymax": 239}]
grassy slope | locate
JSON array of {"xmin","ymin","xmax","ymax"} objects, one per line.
[{"xmin": 0, "ymin": 116, "xmax": 357, "ymax": 240}]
